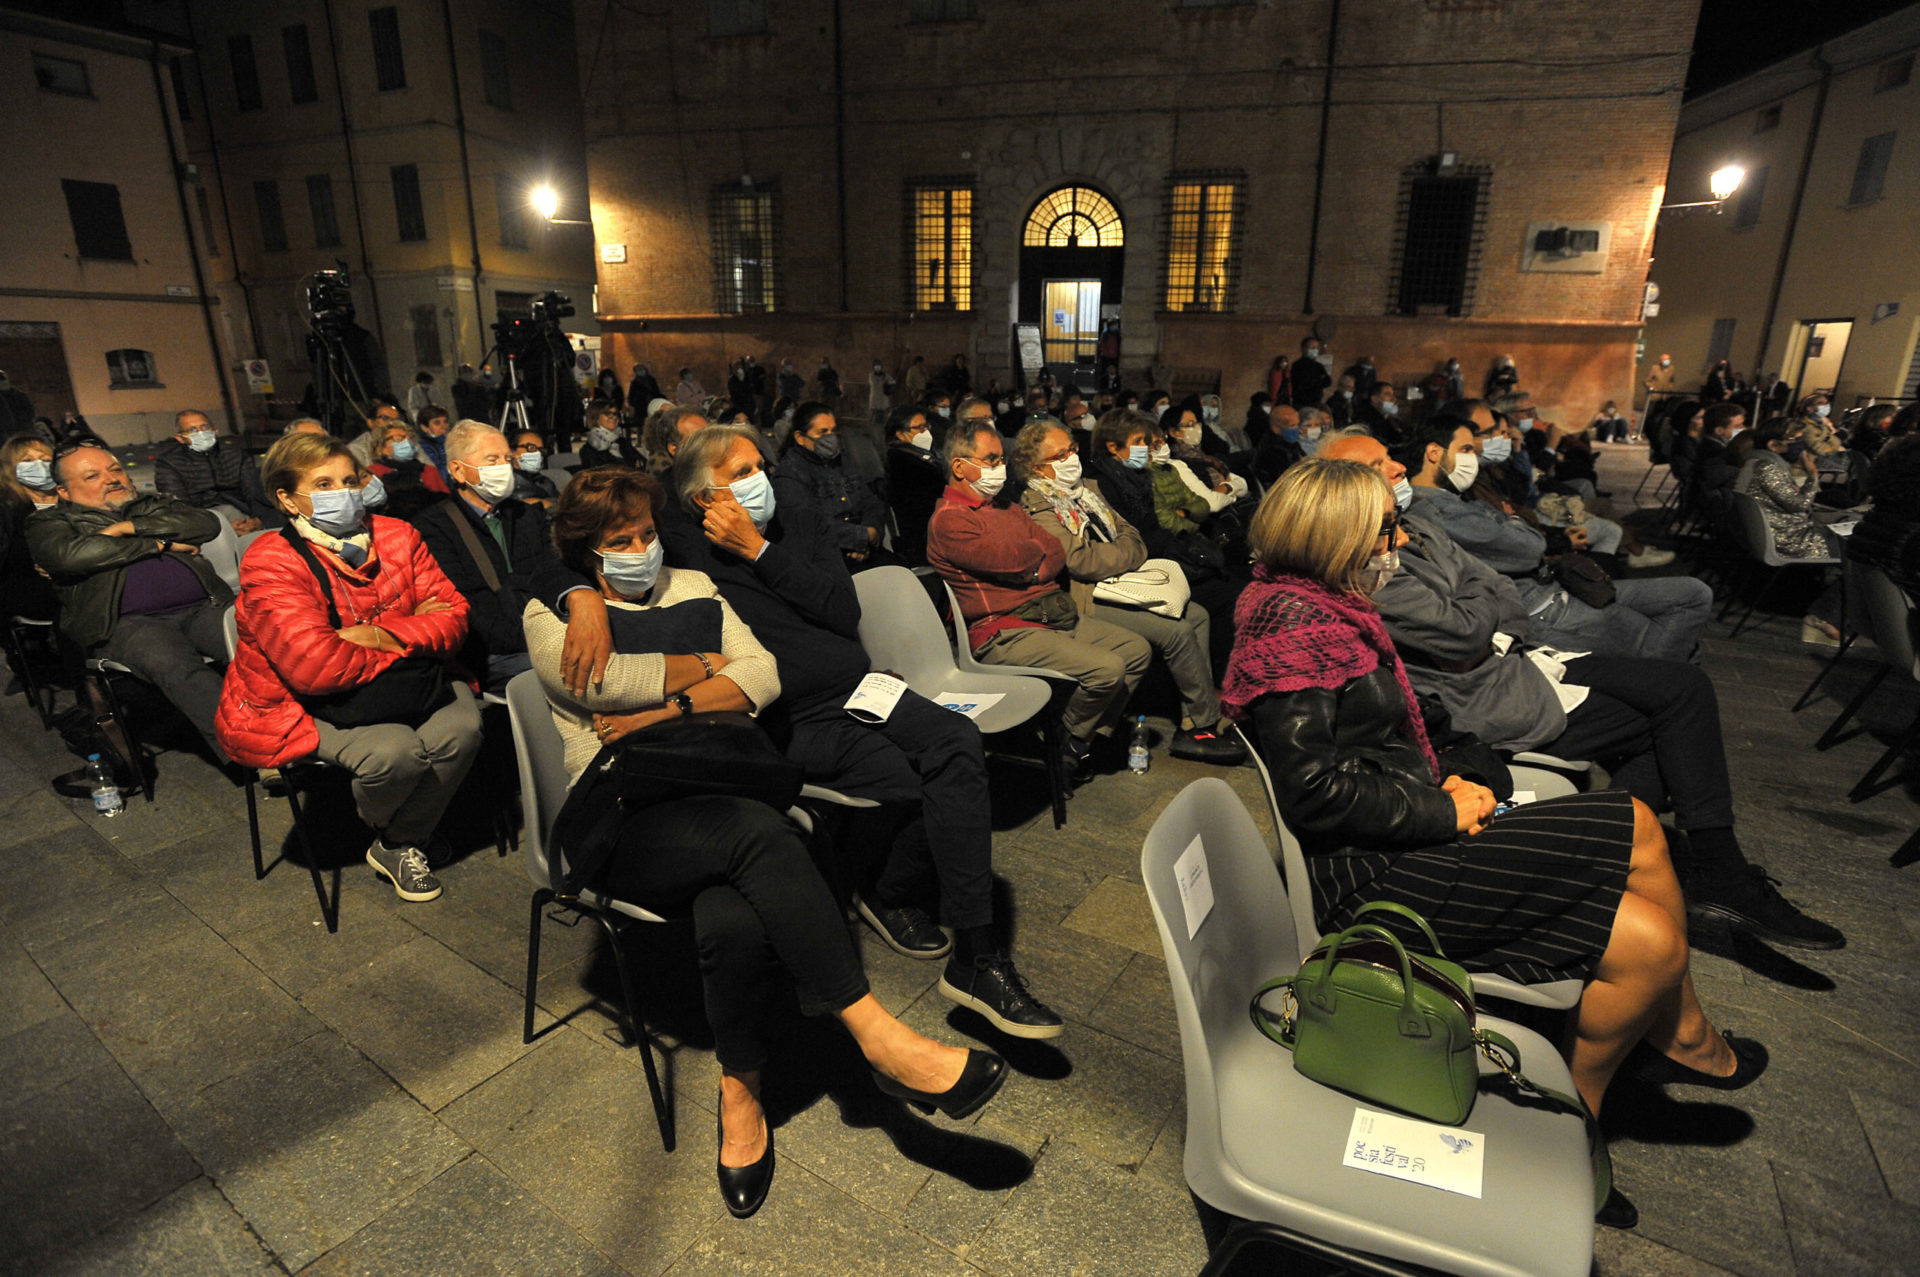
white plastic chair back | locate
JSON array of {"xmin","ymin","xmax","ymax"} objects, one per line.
[{"xmin": 203, "ymin": 509, "xmax": 244, "ymax": 591}]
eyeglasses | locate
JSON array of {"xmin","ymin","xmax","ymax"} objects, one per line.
[
  {"xmin": 1378, "ymin": 513, "xmax": 1400, "ymax": 539},
  {"xmin": 1042, "ymin": 444, "xmax": 1078, "ymax": 464}
]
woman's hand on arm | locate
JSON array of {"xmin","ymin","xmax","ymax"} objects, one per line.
[
  {"xmin": 1442, "ymin": 774, "xmax": 1497, "ymax": 836},
  {"xmin": 560, "ymin": 590, "xmax": 614, "ymax": 696},
  {"xmin": 337, "ymin": 624, "xmax": 405, "ymax": 652},
  {"xmin": 591, "ymin": 671, "xmax": 752, "ymax": 744},
  {"xmin": 661, "ymin": 651, "xmax": 731, "ymax": 696}
]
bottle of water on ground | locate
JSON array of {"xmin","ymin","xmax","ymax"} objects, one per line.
[
  {"xmin": 1128, "ymin": 716, "xmax": 1151, "ymax": 774},
  {"xmin": 87, "ymin": 753, "xmax": 124, "ymax": 818}
]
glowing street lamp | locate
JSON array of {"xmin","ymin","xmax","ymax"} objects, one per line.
[
  {"xmin": 529, "ymin": 182, "xmax": 588, "ymax": 226},
  {"xmin": 1709, "ymin": 165, "xmax": 1745, "ymax": 201}
]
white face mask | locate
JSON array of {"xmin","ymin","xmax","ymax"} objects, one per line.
[
  {"xmin": 1378, "ymin": 401, "xmax": 1398, "ymax": 417},
  {"xmin": 1150, "ymin": 444, "xmax": 1172, "ymax": 464},
  {"xmin": 1364, "ymin": 549, "xmax": 1400, "ymax": 594},
  {"xmin": 467, "ymin": 461, "xmax": 516, "ymax": 503},
  {"xmin": 995, "ymin": 401, "xmax": 1010, "ymax": 415},
  {"xmin": 935, "ymin": 405, "xmax": 950, "ymax": 419},
  {"xmin": 517, "ymin": 450, "xmax": 544, "ymax": 472},
  {"xmin": 1391, "ymin": 477, "xmax": 1413, "ymax": 511},
  {"xmin": 1480, "ymin": 436, "xmax": 1513, "ymax": 464},
  {"xmin": 968, "ymin": 461, "xmax": 1007, "ymax": 499},
  {"xmin": 185, "ymin": 430, "xmax": 217, "ymax": 453},
  {"xmin": 909, "ymin": 429, "xmax": 933, "ymax": 451},
  {"xmin": 1049, "ymin": 452, "xmax": 1083, "ymax": 487},
  {"xmin": 1203, "ymin": 405, "xmax": 1220, "ymax": 422},
  {"xmin": 1815, "ymin": 403, "xmax": 1831, "ymax": 418},
  {"xmin": 1447, "ymin": 448, "xmax": 1480, "ymax": 493}
]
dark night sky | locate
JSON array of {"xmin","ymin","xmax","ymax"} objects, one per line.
[{"xmin": 1687, "ymin": 0, "xmax": 1916, "ymax": 96}]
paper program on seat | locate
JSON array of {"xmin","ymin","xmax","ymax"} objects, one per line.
[
  {"xmin": 1341, "ymin": 1108, "xmax": 1485, "ymax": 1199},
  {"xmin": 845, "ymin": 672, "xmax": 908, "ymax": 722},
  {"xmin": 933, "ymin": 691, "xmax": 1004, "ymax": 720},
  {"xmin": 1174, "ymin": 834, "xmax": 1213, "ymax": 939}
]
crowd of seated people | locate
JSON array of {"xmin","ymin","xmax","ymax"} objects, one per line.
[{"xmin": 3, "ymin": 340, "xmax": 1880, "ymax": 1240}]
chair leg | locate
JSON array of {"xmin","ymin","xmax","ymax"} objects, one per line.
[
  {"xmin": 1815, "ymin": 665, "xmax": 1888, "ymax": 750},
  {"xmin": 1727, "ymin": 566, "xmax": 1780, "ymax": 639},
  {"xmin": 88, "ymin": 675, "xmax": 153, "ymax": 804},
  {"xmin": 8, "ymin": 623, "xmax": 55, "ymax": 730},
  {"xmin": 524, "ymin": 888, "xmax": 551, "ymax": 1044},
  {"xmin": 1715, "ymin": 561, "xmax": 1748, "ymax": 622},
  {"xmin": 1792, "ymin": 634, "xmax": 1858, "ymax": 712},
  {"xmin": 584, "ymin": 906, "xmax": 676, "ymax": 1152},
  {"xmin": 1848, "ymin": 711, "xmax": 1920, "ymax": 803},
  {"xmin": 245, "ymin": 775, "xmax": 265, "ymax": 879},
  {"xmin": 1042, "ymin": 712, "xmax": 1067, "ymax": 829},
  {"xmin": 281, "ymin": 780, "xmax": 339, "ymax": 932},
  {"xmin": 1892, "ymin": 827, "xmax": 1920, "ymax": 868}
]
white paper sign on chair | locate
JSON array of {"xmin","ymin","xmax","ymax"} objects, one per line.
[
  {"xmin": 1341, "ymin": 1109, "xmax": 1487, "ymax": 1199},
  {"xmin": 1174, "ymin": 835, "xmax": 1214, "ymax": 939}
]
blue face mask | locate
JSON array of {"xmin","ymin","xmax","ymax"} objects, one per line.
[
  {"xmin": 1125, "ymin": 443, "xmax": 1150, "ymax": 470},
  {"xmin": 517, "ymin": 450, "xmax": 544, "ymax": 473},
  {"xmin": 389, "ymin": 438, "xmax": 417, "ymax": 462},
  {"xmin": 1480, "ymin": 436, "xmax": 1513, "ymax": 464},
  {"xmin": 15, "ymin": 458, "xmax": 53, "ymax": 489},
  {"xmin": 360, "ymin": 472, "xmax": 388, "ymax": 509},
  {"xmin": 305, "ymin": 486, "xmax": 366, "ymax": 537},
  {"xmin": 728, "ymin": 468, "xmax": 777, "ymax": 530},
  {"xmin": 1279, "ymin": 427, "xmax": 1301, "ymax": 444},
  {"xmin": 599, "ymin": 537, "xmax": 664, "ymax": 598}
]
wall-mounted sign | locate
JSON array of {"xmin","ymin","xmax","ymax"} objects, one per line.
[
  {"xmin": 243, "ymin": 359, "xmax": 274, "ymax": 394},
  {"xmin": 1014, "ymin": 324, "xmax": 1044, "ymax": 374},
  {"xmin": 1520, "ymin": 221, "xmax": 1612, "ymax": 274},
  {"xmin": 165, "ymin": 285, "xmax": 193, "ymax": 297},
  {"xmin": 435, "ymin": 276, "xmax": 475, "ymax": 292},
  {"xmin": 601, "ymin": 243, "xmax": 627, "ymax": 263}
]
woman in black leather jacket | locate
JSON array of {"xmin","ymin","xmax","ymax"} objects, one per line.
[{"xmin": 1223, "ymin": 459, "xmax": 1762, "ymax": 1219}]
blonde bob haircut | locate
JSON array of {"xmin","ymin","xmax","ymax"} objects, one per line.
[
  {"xmin": 1247, "ymin": 457, "xmax": 1393, "ymax": 595},
  {"xmin": 262, "ymin": 430, "xmax": 361, "ymax": 502}
]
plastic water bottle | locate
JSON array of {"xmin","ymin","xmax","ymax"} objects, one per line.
[
  {"xmin": 1128, "ymin": 716, "xmax": 1151, "ymax": 774},
  {"xmin": 87, "ymin": 754, "xmax": 124, "ymax": 818}
]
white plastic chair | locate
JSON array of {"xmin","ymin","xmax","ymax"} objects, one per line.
[
  {"xmin": 1142, "ymin": 778, "xmax": 1596, "ymax": 1276},
  {"xmin": 202, "ymin": 508, "xmax": 244, "ymax": 592}
]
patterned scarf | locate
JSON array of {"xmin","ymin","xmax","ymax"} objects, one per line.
[
  {"xmin": 290, "ymin": 513, "xmax": 375, "ymax": 570},
  {"xmin": 1027, "ymin": 476, "xmax": 1116, "ymax": 541},
  {"xmin": 1221, "ymin": 565, "xmax": 1439, "ymax": 779}
]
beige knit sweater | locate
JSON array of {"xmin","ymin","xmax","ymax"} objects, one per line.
[{"xmin": 523, "ymin": 566, "xmax": 781, "ymax": 784}]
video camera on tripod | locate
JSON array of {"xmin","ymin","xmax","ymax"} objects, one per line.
[
  {"xmin": 490, "ymin": 290, "xmax": 574, "ymax": 360},
  {"xmin": 488, "ymin": 291, "xmax": 580, "ymax": 444},
  {"xmin": 305, "ymin": 268, "xmax": 356, "ymax": 333},
  {"xmin": 301, "ymin": 265, "xmax": 378, "ymax": 434}
]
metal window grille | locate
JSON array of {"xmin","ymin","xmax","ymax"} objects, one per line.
[
  {"xmin": 1706, "ymin": 318, "xmax": 1737, "ymax": 369},
  {"xmin": 369, "ymin": 7, "xmax": 407, "ymax": 91},
  {"xmin": 168, "ymin": 56, "xmax": 192, "ymax": 120},
  {"xmin": 1876, "ymin": 54, "xmax": 1913, "ymax": 92},
  {"xmin": 410, "ymin": 303, "xmax": 444, "ymax": 368},
  {"xmin": 708, "ymin": 0, "xmax": 768, "ymax": 37},
  {"xmin": 905, "ymin": 179, "xmax": 974, "ymax": 310},
  {"xmin": 907, "ymin": 0, "xmax": 978, "ymax": 20},
  {"xmin": 1732, "ymin": 165, "xmax": 1768, "ymax": 229},
  {"xmin": 307, "ymin": 174, "xmax": 341, "ymax": 247},
  {"xmin": 106, "ymin": 349, "xmax": 158, "ymax": 386},
  {"xmin": 711, "ymin": 182, "xmax": 782, "ymax": 313},
  {"xmin": 1161, "ymin": 172, "xmax": 1245, "ymax": 312},
  {"xmin": 478, "ymin": 30, "xmax": 512, "ymax": 110},
  {"xmin": 391, "ymin": 164, "xmax": 426, "ymax": 241},
  {"xmin": 1850, "ymin": 133, "xmax": 1895, "ymax": 205},
  {"xmin": 1387, "ymin": 165, "xmax": 1488, "ymax": 317},
  {"xmin": 284, "ymin": 24, "xmax": 318, "ymax": 104},
  {"xmin": 34, "ymin": 53, "xmax": 91, "ymax": 97},
  {"xmin": 61, "ymin": 179, "xmax": 132, "ymax": 261},
  {"xmin": 495, "ymin": 172, "xmax": 529, "ymax": 249},
  {"xmin": 1023, "ymin": 186, "xmax": 1124, "ymax": 247},
  {"xmin": 254, "ymin": 180, "xmax": 288, "ymax": 252},
  {"xmin": 229, "ymin": 33, "xmax": 262, "ymax": 111}
]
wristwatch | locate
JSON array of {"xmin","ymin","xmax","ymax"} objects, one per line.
[{"xmin": 668, "ymin": 692, "xmax": 694, "ymax": 718}]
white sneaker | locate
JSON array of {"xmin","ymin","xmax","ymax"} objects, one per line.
[{"xmin": 1626, "ymin": 547, "xmax": 1676, "ymax": 569}]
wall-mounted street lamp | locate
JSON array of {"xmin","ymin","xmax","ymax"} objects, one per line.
[
  {"xmin": 530, "ymin": 182, "xmax": 588, "ymax": 226},
  {"xmin": 1661, "ymin": 164, "xmax": 1746, "ymax": 213}
]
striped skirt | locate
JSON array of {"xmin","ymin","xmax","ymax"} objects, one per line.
[{"xmin": 1309, "ymin": 789, "xmax": 1634, "ymax": 986}]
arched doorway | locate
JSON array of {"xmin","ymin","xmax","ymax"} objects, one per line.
[{"xmin": 1020, "ymin": 186, "xmax": 1124, "ymax": 383}]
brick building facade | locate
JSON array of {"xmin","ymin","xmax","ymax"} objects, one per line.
[{"xmin": 580, "ymin": 0, "xmax": 1701, "ymax": 424}]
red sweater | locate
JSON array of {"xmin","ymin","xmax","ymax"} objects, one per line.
[{"xmin": 926, "ymin": 485, "xmax": 1069, "ymax": 650}]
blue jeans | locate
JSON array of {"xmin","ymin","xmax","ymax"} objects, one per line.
[{"xmin": 1522, "ymin": 575, "xmax": 1713, "ymax": 663}]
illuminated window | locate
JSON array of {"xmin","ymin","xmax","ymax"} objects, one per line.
[
  {"xmin": 907, "ymin": 180, "xmax": 973, "ymax": 310},
  {"xmin": 1162, "ymin": 173, "xmax": 1244, "ymax": 312},
  {"xmin": 711, "ymin": 182, "xmax": 782, "ymax": 313},
  {"xmin": 1023, "ymin": 186, "xmax": 1124, "ymax": 248}
]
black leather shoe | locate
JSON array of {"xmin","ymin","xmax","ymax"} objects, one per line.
[
  {"xmin": 872, "ymin": 1047, "xmax": 1008, "ymax": 1120},
  {"xmin": 938, "ymin": 953, "xmax": 1065, "ymax": 1039},
  {"xmin": 1169, "ymin": 727, "xmax": 1248, "ymax": 766},
  {"xmin": 716, "ymin": 1093, "xmax": 774, "ymax": 1219},
  {"xmin": 1688, "ymin": 866, "xmax": 1845, "ymax": 950},
  {"xmin": 1631, "ymin": 1033, "xmax": 1769, "ymax": 1091},
  {"xmin": 1596, "ymin": 1186, "xmax": 1638, "ymax": 1230},
  {"xmin": 855, "ymin": 896, "xmax": 951, "ymax": 959}
]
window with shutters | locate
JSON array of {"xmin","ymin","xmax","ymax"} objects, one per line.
[
  {"xmin": 1848, "ymin": 133, "xmax": 1895, "ymax": 205},
  {"xmin": 1387, "ymin": 165, "xmax": 1489, "ymax": 317},
  {"xmin": 1876, "ymin": 54, "xmax": 1913, "ymax": 92},
  {"xmin": 708, "ymin": 0, "xmax": 767, "ymax": 37},
  {"xmin": 229, "ymin": 33, "xmax": 262, "ymax": 111},
  {"xmin": 496, "ymin": 173, "xmax": 529, "ymax": 249},
  {"xmin": 106, "ymin": 349, "xmax": 159, "ymax": 387},
  {"xmin": 283, "ymin": 24, "xmax": 318, "ymax": 104},
  {"xmin": 61, "ymin": 180, "xmax": 133, "ymax": 261},
  {"xmin": 369, "ymin": 7, "xmax": 406, "ymax": 91},
  {"xmin": 391, "ymin": 164, "xmax": 426, "ymax": 241},
  {"xmin": 1162, "ymin": 172, "xmax": 1245, "ymax": 312},
  {"xmin": 307, "ymin": 175, "xmax": 341, "ymax": 247},
  {"xmin": 255, "ymin": 180, "xmax": 288, "ymax": 252},
  {"xmin": 711, "ymin": 182, "xmax": 782, "ymax": 313},
  {"xmin": 478, "ymin": 29, "xmax": 512, "ymax": 110},
  {"xmin": 906, "ymin": 180, "xmax": 973, "ymax": 310},
  {"xmin": 34, "ymin": 53, "xmax": 92, "ymax": 97},
  {"xmin": 411, "ymin": 303, "xmax": 443, "ymax": 368},
  {"xmin": 1732, "ymin": 165, "xmax": 1768, "ymax": 228}
]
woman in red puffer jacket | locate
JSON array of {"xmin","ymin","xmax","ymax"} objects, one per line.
[{"xmin": 217, "ymin": 432, "xmax": 479, "ymax": 905}]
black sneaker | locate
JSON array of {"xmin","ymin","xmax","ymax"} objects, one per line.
[
  {"xmin": 1169, "ymin": 727, "xmax": 1248, "ymax": 766},
  {"xmin": 855, "ymin": 896, "xmax": 952, "ymax": 959},
  {"xmin": 1687, "ymin": 866, "xmax": 1844, "ymax": 950},
  {"xmin": 938, "ymin": 953, "xmax": 1065, "ymax": 1039}
]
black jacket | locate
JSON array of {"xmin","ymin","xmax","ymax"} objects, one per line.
[
  {"xmin": 1290, "ymin": 358, "xmax": 1331, "ymax": 408},
  {"xmin": 152, "ymin": 439, "xmax": 282, "ymax": 525},
  {"xmin": 26, "ymin": 495, "xmax": 230, "ymax": 649},
  {"xmin": 412, "ymin": 496, "xmax": 558, "ymax": 671},
  {"xmin": 1247, "ymin": 668, "xmax": 1458, "ymax": 860},
  {"xmin": 579, "ymin": 438, "xmax": 641, "ymax": 471},
  {"xmin": 883, "ymin": 442, "xmax": 945, "ymax": 566},
  {"xmin": 1086, "ymin": 453, "xmax": 1183, "ymax": 561},
  {"xmin": 772, "ymin": 444, "xmax": 889, "ymax": 556}
]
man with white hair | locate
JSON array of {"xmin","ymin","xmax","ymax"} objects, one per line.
[{"xmin": 411, "ymin": 420, "xmax": 564, "ymax": 691}]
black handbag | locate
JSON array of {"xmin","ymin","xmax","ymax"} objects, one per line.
[
  {"xmin": 1550, "ymin": 552, "xmax": 1616, "ymax": 609},
  {"xmin": 281, "ymin": 527, "xmax": 454, "ymax": 729}
]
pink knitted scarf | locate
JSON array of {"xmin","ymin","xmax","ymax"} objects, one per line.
[{"xmin": 1221, "ymin": 565, "xmax": 1440, "ymax": 779}]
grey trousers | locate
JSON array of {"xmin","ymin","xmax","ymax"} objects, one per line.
[
  {"xmin": 975, "ymin": 615, "xmax": 1152, "ymax": 742},
  {"xmin": 313, "ymin": 683, "xmax": 483, "ymax": 845},
  {"xmin": 1090, "ymin": 599, "xmax": 1221, "ymax": 730},
  {"xmin": 96, "ymin": 602, "xmax": 229, "ymax": 757}
]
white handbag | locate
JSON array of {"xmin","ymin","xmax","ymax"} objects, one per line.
[{"xmin": 1093, "ymin": 558, "xmax": 1192, "ymax": 618}]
